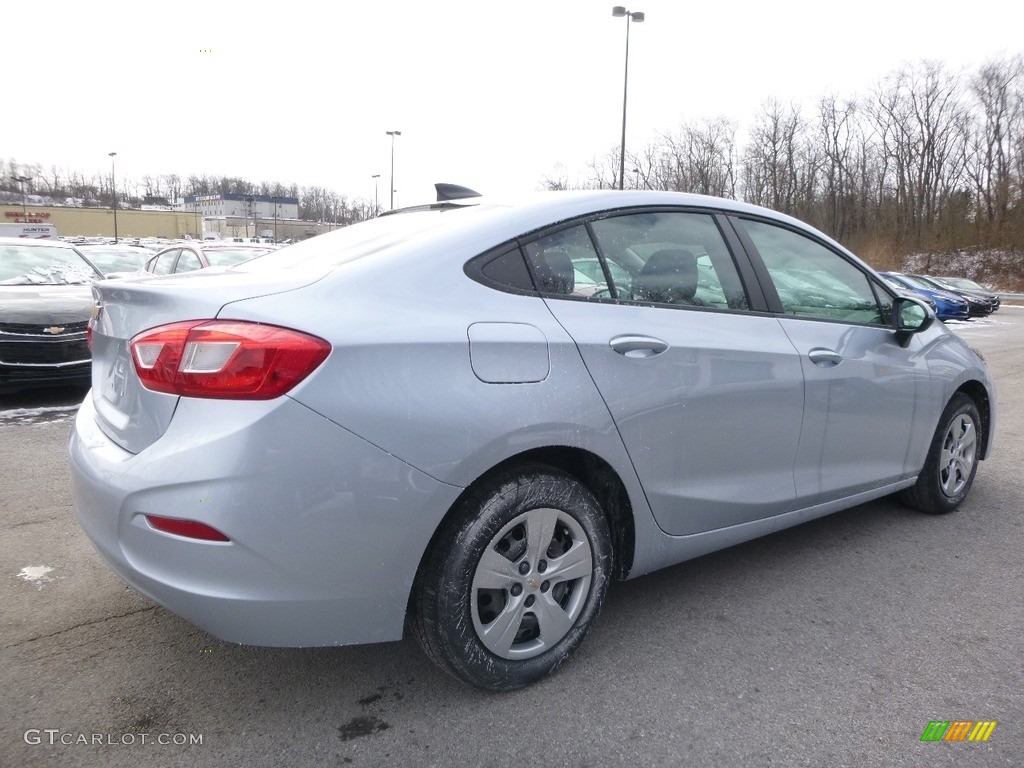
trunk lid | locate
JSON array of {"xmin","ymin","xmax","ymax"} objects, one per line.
[{"xmin": 89, "ymin": 269, "xmax": 325, "ymax": 454}]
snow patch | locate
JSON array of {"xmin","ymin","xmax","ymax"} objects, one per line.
[
  {"xmin": 17, "ymin": 566, "xmax": 55, "ymax": 589},
  {"xmin": 0, "ymin": 404, "xmax": 80, "ymax": 427}
]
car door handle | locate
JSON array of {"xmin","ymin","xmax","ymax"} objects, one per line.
[
  {"xmin": 808, "ymin": 348, "xmax": 843, "ymax": 366},
  {"xmin": 610, "ymin": 335, "xmax": 669, "ymax": 358}
]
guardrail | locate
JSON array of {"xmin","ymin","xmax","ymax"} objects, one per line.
[{"xmin": 996, "ymin": 292, "xmax": 1024, "ymax": 302}]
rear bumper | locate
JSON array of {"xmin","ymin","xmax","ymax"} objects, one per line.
[{"xmin": 68, "ymin": 393, "xmax": 462, "ymax": 646}]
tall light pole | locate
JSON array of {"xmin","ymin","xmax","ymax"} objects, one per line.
[
  {"xmin": 386, "ymin": 130, "xmax": 401, "ymax": 210},
  {"xmin": 12, "ymin": 175, "xmax": 31, "ymax": 221},
  {"xmin": 108, "ymin": 152, "xmax": 119, "ymax": 242},
  {"xmin": 371, "ymin": 174, "xmax": 380, "ymax": 216},
  {"xmin": 612, "ymin": 7, "xmax": 644, "ymax": 191}
]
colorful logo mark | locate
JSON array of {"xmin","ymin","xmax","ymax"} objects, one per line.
[{"xmin": 920, "ymin": 721, "xmax": 997, "ymax": 742}]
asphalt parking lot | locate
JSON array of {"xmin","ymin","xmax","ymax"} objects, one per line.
[{"xmin": 1, "ymin": 309, "xmax": 1021, "ymax": 768}]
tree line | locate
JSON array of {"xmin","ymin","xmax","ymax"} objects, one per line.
[
  {"xmin": 0, "ymin": 165, "xmax": 377, "ymax": 226},
  {"xmin": 554, "ymin": 55, "xmax": 1024, "ymax": 263}
]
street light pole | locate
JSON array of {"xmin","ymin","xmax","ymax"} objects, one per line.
[
  {"xmin": 371, "ymin": 174, "xmax": 380, "ymax": 216},
  {"xmin": 386, "ymin": 130, "xmax": 401, "ymax": 210},
  {"xmin": 108, "ymin": 152, "xmax": 119, "ymax": 242},
  {"xmin": 612, "ymin": 7, "xmax": 644, "ymax": 191},
  {"xmin": 12, "ymin": 175, "xmax": 30, "ymax": 221}
]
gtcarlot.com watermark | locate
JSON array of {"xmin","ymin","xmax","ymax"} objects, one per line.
[{"xmin": 24, "ymin": 729, "xmax": 203, "ymax": 746}]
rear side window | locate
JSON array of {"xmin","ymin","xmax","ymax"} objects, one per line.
[
  {"xmin": 522, "ymin": 225, "xmax": 610, "ymax": 299},
  {"xmin": 478, "ymin": 246, "xmax": 536, "ymax": 292},
  {"xmin": 588, "ymin": 211, "xmax": 750, "ymax": 310},
  {"xmin": 174, "ymin": 250, "xmax": 203, "ymax": 273},
  {"xmin": 150, "ymin": 250, "xmax": 179, "ymax": 275}
]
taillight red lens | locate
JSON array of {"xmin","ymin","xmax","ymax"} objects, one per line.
[
  {"xmin": 146, "ymin": 515, "xmax": 230, "ymax": 542},
  {"xmin": 130, "ymin": 320, "xmax": 330, "ymax": 399}
]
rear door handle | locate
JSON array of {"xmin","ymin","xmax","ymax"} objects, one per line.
[
  {"xmin": 808, "ymin": 348, "xmax": 843, "ymax": 366},
  {"xmin": 610, "ymin": 335, "xmax": 669, "ymax": 358}
]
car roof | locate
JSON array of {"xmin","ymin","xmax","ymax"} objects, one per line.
[
  {"xmin": 383, "ymin": 190, "xmax": 839, "ymax": 250},
  {"xmin": 0, "ymin": 237, "xmax": 80, "ymax": 248}
]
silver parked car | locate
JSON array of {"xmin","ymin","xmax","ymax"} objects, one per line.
[{"xmin": 68, "ymin": 190, "xmax": 995, "ymax": 690}]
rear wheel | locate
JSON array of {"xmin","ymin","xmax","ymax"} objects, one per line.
[
  {"xmin": 412, "ymin": 465, "xmax": 611, "ymax": 691},
  {"xmin": 901, "ymin": 393, "xmax": 981, "ymax": 514}
]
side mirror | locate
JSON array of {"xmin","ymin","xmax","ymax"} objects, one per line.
[{"xmin": 894, "ymin": 296, "xmax": 934, "ymax": 344}]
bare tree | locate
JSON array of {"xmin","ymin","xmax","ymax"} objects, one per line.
[
  {"xmin": 966, "ymin": 55, "xmax": 1024, "ymax": 244},
  {"xmin": 870, "ymin": 62, "xmax": 972, "ymax": 247},
  {"xmin": 657, "ymin": 117, "xmax": 738, "ymax": 197},
  {"xmin": 741, "ymin": 100, "xmax": 816, "ymax": 217}
]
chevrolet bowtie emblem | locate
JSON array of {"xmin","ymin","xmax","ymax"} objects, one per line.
[{"xmin": 43, "ymin": 326, "xmax": 66, "ymax": 334}]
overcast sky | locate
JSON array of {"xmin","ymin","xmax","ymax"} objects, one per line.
[{"xmin": 6, "ymin": 0, "xmax": 1022, "ymax": 206}]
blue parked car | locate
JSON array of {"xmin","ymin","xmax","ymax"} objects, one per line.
[{"xmin": 880, "ymin": 272, "xmax": 970, "ymax": 321}]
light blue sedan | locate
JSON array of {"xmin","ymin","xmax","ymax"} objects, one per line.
[{"xmin": 69, "ymin": 189, "xmax": 995, "ymax": 690}]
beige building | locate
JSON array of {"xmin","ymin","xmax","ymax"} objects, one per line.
[{"xmin": 2, "ymin": 204, "xmax": 334, "ymax": 241}]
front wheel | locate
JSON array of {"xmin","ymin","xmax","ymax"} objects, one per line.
[
  {"xmin": 411, "ymin": 465, "xmax": 612, "ymax": 691},
  {"xmin": 901, "ymin": 393, "xmax": 982, "ymax": 514}
]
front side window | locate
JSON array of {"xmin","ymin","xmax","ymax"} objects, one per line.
[{"xmin": 740, "ymin": 219, "xmax": 886, "ymax": 325}]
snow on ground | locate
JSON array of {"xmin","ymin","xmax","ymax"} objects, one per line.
[
  {"xmin": 17, "ymin": 566, "xmax": 56, "ymax": 589},
  {"xmin": 0, "ymin": 404, "xmax": 80, "ymax": 427}
]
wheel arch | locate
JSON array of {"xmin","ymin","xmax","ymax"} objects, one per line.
[
  {"xmin": 956, "ymin": 380, "xmax": 992, "ymax": 460},
  {"xmin": 409, "ymin": 447, "xmax": 637, "ymax": 619}
]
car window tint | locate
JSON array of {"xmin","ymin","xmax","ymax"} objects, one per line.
[
  {"xmin": 479, "ymin": 246, "xmax": 535, "ymax": 292},
  {"xmin": 741, "ymin": 219, "xmax": 885, "ymax": 325},
  {"xmin": 174, "ymin": 250, "xmax": 203, "ymax": 273},
  {"xmin": 588, "ymin": 212, "xmax": 750, "ymax": 310},
  {"xmin": 522, "ymin": 225, "xmax": 610, "ymax": 300}
]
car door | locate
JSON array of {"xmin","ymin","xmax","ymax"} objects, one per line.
[
  {"xmin": 732, "ymin": 216, "xmax": 930, "ymax": 505},
  {"xmin": 522, "ymin": 210, "xmax": 806, "ymax": 536}
]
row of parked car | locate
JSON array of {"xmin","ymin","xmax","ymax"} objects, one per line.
[
  {"xmin": 879, "ymin": 272, "xmax": 1001, "ymax": 320},
  {"xmin": 0, "ymin": 237, "xmax": 277, "ymax": 392}
]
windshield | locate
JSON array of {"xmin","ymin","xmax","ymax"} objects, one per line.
[
  {"xmin": 895, "ymin": 274, "xmax": 932, "ymax": 291},
  {"xmin": 237, "ymin": 205, "xmax": 489, "ymax": 273},
  {"xmin": 0, "ymin": 244, "xmax": 99, "ymax": 285},
  {"xmin": 944, "ymin": 277, "xmax": 985, "ymax": 291},
  {"xmin": 79, "ymin": 247, "xmax": 150, "ymax": 275}
]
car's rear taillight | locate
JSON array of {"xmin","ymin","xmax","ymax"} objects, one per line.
[{"xmin": 130, "ymin": 320, "xmax": 330, "ymax": 399}]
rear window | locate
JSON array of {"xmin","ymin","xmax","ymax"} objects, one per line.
[{"xmin": 237, "ymin": 206, "xmax": 491, "ymax": 272}]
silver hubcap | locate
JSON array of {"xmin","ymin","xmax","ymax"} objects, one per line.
[
  {"xmin": 471, "ymin": 507, "xmax": 593, "ymax": 660},
  {"xmin": 939, "ymin": 413, "xmax": 977, "ymax": 498}
]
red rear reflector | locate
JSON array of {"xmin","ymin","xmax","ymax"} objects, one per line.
[
  {"xmin": 146, "ymin": 515, "xmax": 230, "ymax": 542},
  {"xmin": 130, "ymin": 320, "xmax": 330, "ymax": 399}
]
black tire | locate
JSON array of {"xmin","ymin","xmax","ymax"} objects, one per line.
[
  {"xmin": 901, "ymin": 393, "xmax": 982, "ymax": 514},
  {"xmin": 411, "ymin": 465, "xmax": 612, "ymax": 691}
]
